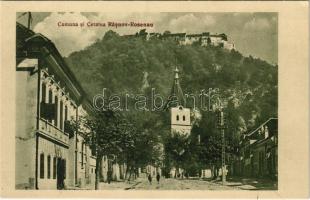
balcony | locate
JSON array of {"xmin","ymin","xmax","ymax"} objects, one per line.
[{"xmin": 38, "ymin": 118, "xmax": 69, "ymax": 145}]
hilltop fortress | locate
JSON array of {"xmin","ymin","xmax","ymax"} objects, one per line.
[{"xmin": 123, "ymin": 29, "xmax": 235, "ymax": 50}]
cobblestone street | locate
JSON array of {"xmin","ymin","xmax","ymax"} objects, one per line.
[
  {"xmin": 131, "ymin": 178, "xmax": 238, "ymax": 190},
  {"xmin": 97, "ymin": 177, "xmax": 277, "ymax": 190},
  {"xmin": 99, "ymin": 180, "xmax": 141, "ymax": 190}
]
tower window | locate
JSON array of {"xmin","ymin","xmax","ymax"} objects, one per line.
[
  {"xmin": 176, "ymin": 115, "xmax": 179, "ymax": 121},
  {"xmin": 183, "ymin": 115, "xmax": 186, "ymax": 121}
]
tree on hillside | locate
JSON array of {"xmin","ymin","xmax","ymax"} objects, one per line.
[{"xmin": 66, "ymin": 29, "xmax": 278, "ymax": 179}]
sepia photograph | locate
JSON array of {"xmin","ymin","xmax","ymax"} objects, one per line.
[{"xmin": 15, "ymin": 12, "xmax": 279, "ymax": 191}]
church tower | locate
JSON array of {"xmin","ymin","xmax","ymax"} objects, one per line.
[{"xmin": 167, "ymin": 67, "xmax": 191, "ymax": 136}]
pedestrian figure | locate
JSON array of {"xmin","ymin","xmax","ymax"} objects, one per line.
[
  {"xmin": 156, "ymin": 173, "xmax": 160, "ymax": 184},
  {"xmin": 148, "ymin": 173, "xmax": 152, "ymax": 185}
]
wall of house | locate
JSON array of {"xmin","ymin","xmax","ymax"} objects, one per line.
[
  {"xmin": 112, "ymin": 163, "xmax": 120, "ymax": 181},
  {"xmin": 201, "ymin": 169, "xmax": 212, "ymax": 178},
  {"xmin": 76, "ymin": 133, "xmax": 86, "ymax": 187},
  {"xmin": 67, "ymin": 135, "xmax": 76, "ymax": 187},
  {"xmin": 66, "ymin": 104, "xmax": 78, "ymax": 187},
  {"xmin": 88, "ymin": 155, "xmax": 96, "ymax": 186},
  {"xmin": 15, "ymin": 68, "xmax": 38, "ymax": 189},
  {"xmin": 224, "ymin": 42, "xmax": 235, "ymax": 50},
  {"xmin": 74, "ymin": 131, "xmax": 96, "ymax": 188},
  {"xmin": 100, "ymin": 156, "xmax": 109, "ymax": 182},
  {"xmin": 210, "ymin": 36, "xmax": 224, "ymax": 46},
  {"xmin": 37, "ymin": 136, "xmax": 68, "ymax": 190},
  {"xmin": 237, "ymin": 137, "xmax": 278, "ymax": 179}
]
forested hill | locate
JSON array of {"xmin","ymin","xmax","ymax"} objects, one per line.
[{"xmin": 65, "ymin": 30, "xmax": 277, "ymax": 137}]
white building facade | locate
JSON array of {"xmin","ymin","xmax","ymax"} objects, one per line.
[{"xmin": 15, "ymin": 22, "xmax": 96, "ymax": 190}]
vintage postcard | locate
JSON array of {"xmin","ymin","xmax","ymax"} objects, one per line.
[{"xmin": 0, "ymin": 1, "xmax": 309, "ymax": 199}]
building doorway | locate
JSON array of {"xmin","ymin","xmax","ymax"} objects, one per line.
[{"xmin": 57, "ymin": 158, "xmax": 65, "ymax": 189}]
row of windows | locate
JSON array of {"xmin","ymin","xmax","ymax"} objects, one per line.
[
  {"xmin": 81, "ymin": 142, "xmax": 84, "ymax": 168},
  {"xmin": 176, "ymin": 115, "xmax": 186, "ymax": 121},
  {"xmin": 41, "ymin": 82, "xmax": 69, "ymax": 130},
  {"xmin": 39, "ymin": 153, "xmax": 66, "ymax": 179}
]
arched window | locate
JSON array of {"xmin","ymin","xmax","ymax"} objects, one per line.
[
  {"xmin": 40, "ymin": 153, "xmax": 45, "ymax": 179},
  {"xmin": 48, "ymin": 90, "xmax": 53, "ymax": 104},
  {"xmin": 47, "ymin": 155, "xmax": 51, "ymax": 179},
  {"xmin": 176, "ymin": 115, "xmax": 179, "ymax": 121},
  {"xmin": 48, "ymin": 90, "xmax": 53, "ymax": 123},
  {"xmin": 60, "ymin": 100, "xmax": 63, "ymax": 130},
  {"xmin": 54, "ymin": 96, "xmax": 58, "ymax": 126},
  {"xmin": 64, "ymin": 105, "xmax": 68, "ymax": 122},
  {"xmin": 183, "ymin": 115, "xmax": 186, "ymax": 121},
  {"xmin": 41, "ymin": 83, "xmax": 46, "ymax": 103}
]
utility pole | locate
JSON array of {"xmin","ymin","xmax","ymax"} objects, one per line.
[{"xmin": 217, "ymin": 109, "xmax": 227, "ymax": 185}]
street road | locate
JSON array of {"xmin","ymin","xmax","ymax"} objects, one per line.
[
  {"xmin": 98, "ymin": 177, "xmax": 276, "ymax": 190},
  {"xmin": 131, "ymin": 178, "xmax": 239, "ymax": 190}
]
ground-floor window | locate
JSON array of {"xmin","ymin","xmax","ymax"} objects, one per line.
[
  {"xmin": 53, "ymin": 157, "xmax": 57, "ymax": 179},
  {"xmin": 47, "ymin": 155, "xmax": 51, "ymax": 179},
  {"xmin": 40, "ymin": 153, "xmax": 44, "ymax": 179},
  {"xmin": 64, "ymin": 159, "xmax": 66, "ymax": 179}
]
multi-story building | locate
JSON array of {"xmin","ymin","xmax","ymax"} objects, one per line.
[
  {"xmin": 68, "ymin": 105, "xmax": 96, "ymax": 188},
  {"xmin": 16, "ymin": 22, "xmax": 96, "ymax": 190},
  {"xmin": 234, "ymin": 118, "xmax": 278, "ymax": 179}
]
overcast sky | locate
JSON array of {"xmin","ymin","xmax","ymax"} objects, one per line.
[{"xmin": 17, "ymin": 12, "xmax": 277, "ymax": 64}]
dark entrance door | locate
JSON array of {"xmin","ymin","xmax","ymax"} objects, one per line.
[{"xmin": 57, "ymin": 158, "xmax": 65, "ymax": 189}]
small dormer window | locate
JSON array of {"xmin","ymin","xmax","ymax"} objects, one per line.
[
  {"xmin": 179, "ymin": 106, "xmax": 183, "ymax": 110},
  {"xmin": 176, "ymin": 115, "xmax": 179, "ymax": 121},
  {"xmin": 183, "ymin": 115, "xmax": 186, "ymax": 121}
]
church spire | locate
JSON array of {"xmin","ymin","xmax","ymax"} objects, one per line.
[
  {"xmin": 174, "ymin": 66, "xmax": 179, "ymax": 80},
  {"xmin": 165, "ymin": 66, "xmax": 185, "ymax": 109}
]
